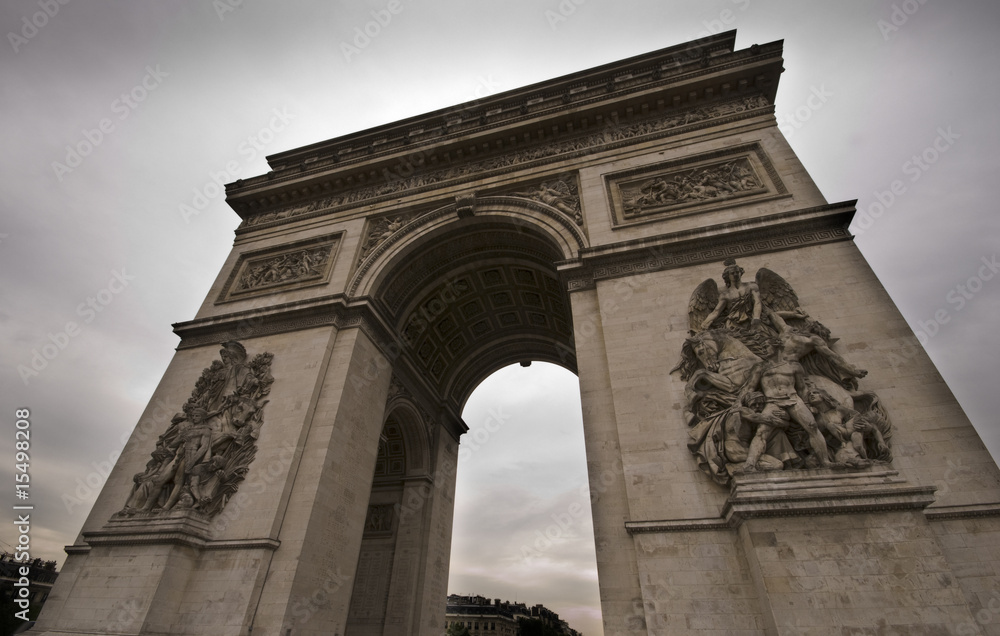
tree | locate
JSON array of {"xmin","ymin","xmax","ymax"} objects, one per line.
[
  {"xmin": 517, "ymin": 617, "xmax": 562, "ymax": 636},
  {"xmin": 447, "ymin": 621, "xmax": 471, "ymax": 636}
]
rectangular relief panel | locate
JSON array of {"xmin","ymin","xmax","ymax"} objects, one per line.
[
  {"xmin": 605, "ymin": 142, "xmax": 789, "ymax": 227},
  {"xmin": 216, "ymin": 232, "xmax": 343, "ymax": 303}
]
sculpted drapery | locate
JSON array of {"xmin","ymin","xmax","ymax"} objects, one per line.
[{"xmin": 673, "ymin": 259, "xmax": 891, "ymax": 486}]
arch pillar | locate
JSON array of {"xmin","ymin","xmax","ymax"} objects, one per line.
[{"xmin": 568, "ymin": 285, "xmax": 647, "ymax": 635}]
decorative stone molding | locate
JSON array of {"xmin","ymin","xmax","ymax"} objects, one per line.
[
  {"xmin": 91, "ymin": 501, "xmax": 280, "ymax": 550},
  {"xmin": 561, "ymin": 202, "xmax": 855, "ymax": 292},
  {"xmin": 604, "ymin": 142, "xmax": 787, "ymax": 227},
  {"xmin": 228, "ymin": 33, "xmax": 779, "ymax": 210},
  {"xmin": 455, "ymin": 192, "xmax": 476, "ymax": 218},
  {"xmin": 625, "ymin": 517, "xmax": 731, "ymax": 534},
  {"xmin": 175, "ymin": 295, "xmax": 387, "ymax": 350},
  {"xmin": 238, "ymin": 94, "xmax": 772, "ymax": 232},
  {"xmin": 722, "ymin": 468, "xmax": 936, "ymax": 525},
  {"xmin": 626, "ymin": 468, "xmax": 936, "ymax": 533},
  {"xmin": 217, "ymin": 233, "xmax": 342, "ymax": 303},
  {"xmin": 923, "ymin": 502, "xmax": 1000, "ymax": 521}
]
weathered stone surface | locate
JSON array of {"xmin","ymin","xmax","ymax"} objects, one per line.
[{"xmin": 36, "ymin": 30, "xmax": 1000, "ymax": 636}]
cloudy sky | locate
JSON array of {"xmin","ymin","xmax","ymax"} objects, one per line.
[{"xmin": 2, "ymin": 1, "xmax": 998, "ymax": 634}]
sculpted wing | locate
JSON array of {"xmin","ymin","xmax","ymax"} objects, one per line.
[
  {"xmin": 688, "ymin": 278, "xmax": 719, "ymax": 333},
  {"xmin": 756, "ymin": 268, "xmax": 800, "ymax": 313},
  {"xmin": 549, "ymin": 179, "xmax": 572, "ymax": 195}
]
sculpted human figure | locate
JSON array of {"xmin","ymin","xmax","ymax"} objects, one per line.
[
  {"xmin": 738, "ymin": 391, "xmax": 799, "ymax": 472},
  {"xmin": 123, "ymin": 445, "xmax": 175, "ymax": 511},
  {"xmin": 207, "ymin": 341, "xmax": 252, "ymax": 412},
  {"xmin": 678, "ymin": 259, "xmax": 892, "ymax": 485},
  {"xmin": 802, "ymin": 385, "xmax": 870, "ymax": 467},
  {"xmin": 771, "ymin": 312, "xmax": 867, "ymax": 390},
  {"xmin": 674, "ymin": 331, "xmax": 763, "ymax": 484},
  {"xmin": 700, "ymin": 258, "xmax": 763, "ymax": 331},
  {"xmin": 188, "ymin": 455, "xmax": 226, "ymax": 506},
  {"xmin": 744, "ymin": 339, "xmax": 831, "ymax": 467},
  {"xmin": 804, "ymin": 385, "xmax": 889, "ymax": 464},
  {"xmin": 119, "ymin": 341, "xmax": 274, "ymax": 518},
  {"xmin": 512, "ymin": 181, "xmax": 582, "ymax": 223}
]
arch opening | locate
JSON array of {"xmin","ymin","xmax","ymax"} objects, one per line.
[
  {"xmin": 448, "ymin": 362, "xmax": 602, "ymax": 635},
  {"xmin": 369, "ymin": 213, "xmax": 579, "ymax": 408}
]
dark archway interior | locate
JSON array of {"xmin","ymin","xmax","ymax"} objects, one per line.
[{"xmin": 374, "ymin": 220, "xmax": 577, "ymax": 407}]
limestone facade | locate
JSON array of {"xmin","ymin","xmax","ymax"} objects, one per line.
[{"xmin": 35, "ymin": 31, "xmax": 1000, "ymax": 636}]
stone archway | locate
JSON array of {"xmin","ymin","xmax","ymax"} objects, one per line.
[
  {"xmin": 338, "ymin": 202, "xmax": 592, "ymax": 635},
  {"xmin": 35, "ymin": 31, "xmax": 1000, "ymax": 636},
  {"xmin": 362, "ymin": 204, "xmax": 583, "ymax": 408}
]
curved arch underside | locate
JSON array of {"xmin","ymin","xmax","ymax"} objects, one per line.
[{"xmin": 373, "ymin": 220, "xmax": 577, "ymax": 407}]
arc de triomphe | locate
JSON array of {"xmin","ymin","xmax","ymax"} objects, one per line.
[{"xmin": 37, "ymin": 31, "xmax": 1000, "ymax": 635}]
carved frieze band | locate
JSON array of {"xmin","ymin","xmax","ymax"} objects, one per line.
[
  {"xmin": 564, "ymin": 205, "xmax": 854, "ymax": 292},
  {"xmin": 605, "ymin": 142, "xmax": 787, "ymax": 227},
  {"xmin": 239, "ymin": 94, "xmax": 772, "ymax": 232},
  {"xmin": 216, "ymin": 233, "xmax": 342, "ymax": 303}
]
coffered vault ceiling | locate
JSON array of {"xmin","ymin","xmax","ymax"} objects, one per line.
[{"xmin": 375, "ymin": 222, "xmax": 576, "ymax": 406}]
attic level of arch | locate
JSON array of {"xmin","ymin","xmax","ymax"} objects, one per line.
[{"xmin": 224, "ymin": 33, "xmax": 783, "ymax": 227}]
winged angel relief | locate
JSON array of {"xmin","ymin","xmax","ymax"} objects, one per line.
[
  {"xmin": 120, "ymin": 341, "xmax": 274, "ymax": 517},
  {"xmin": 671, "ymin": 259, "xmax": 891, "ymax": 486}
]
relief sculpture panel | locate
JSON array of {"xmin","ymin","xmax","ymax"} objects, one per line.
[
  {"xmin": 119, "ymin": 340, "xmax": 274, "ymax": 517},
  {"xmin": 217, "ymin": 234, "xmax": 341, "ymax": 302},
  {"xmin": 672, "ymin": 259, "xmax": 892, "ymax": 486},
  {"xmin": 605, "ymin": 142, "xmax": 788, "ymax": 227}
]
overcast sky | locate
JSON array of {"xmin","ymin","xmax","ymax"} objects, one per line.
[{"xmin": 2, "ymin": 2, "xmax": 998, "ymax": 634}]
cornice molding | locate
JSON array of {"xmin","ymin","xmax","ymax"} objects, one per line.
[
  {"xmin": 923, "ymin": 502, "xmax": 1000, "ymax": 521},
  {"xmin": 627, "ymin": 468, "xmax": 938, "ymax": 533},
  {"xmin": 228, "ymin": 33, "xmax": 781, "ymax": 194},
  {"xmin": 235, "ymin": 94, "xmax": 774, "ymax": 233},
  {"xmin": 560, "ymin": 202, "xmax": 856, "ymax": 292}
]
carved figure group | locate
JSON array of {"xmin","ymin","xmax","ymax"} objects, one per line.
[
  {"xmin": 237, "ymin": 247, "xmax": 330, "ymax": 291},
  {"xmin": 672, "ymin": 259, "xmax": 891, "ymax": 486},
  {"xmin": 120, "ymin": 341, "xmax": 274, "ymax": 517},
  {"xmin": 359, "ymin": 215, "xmax": 410, "ymax": 263},
  {"xmin": 624, "ymin": 159, "xmax": 762, "ymax": 214},
  {"xmin": 510, "ymin": 179, "xmax": 584, "ymax": 225}
]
